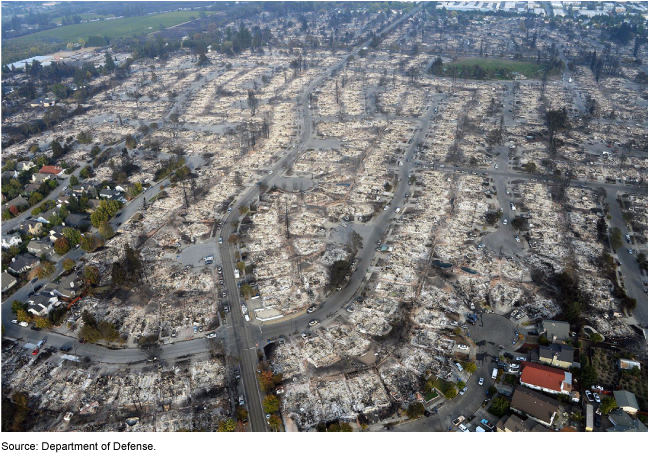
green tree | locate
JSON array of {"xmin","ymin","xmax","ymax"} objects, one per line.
[
  {"xmin": 609, "ymin": 227, "xmax": 623, "ymax": 250},
  {"xmin": 444, "ymin": 388, "xmax": 457, "ymax": 399},
  {"xmin": 239, "ymin": 205, "xmax": 249, "ymax": 215},
  {"xmin": 54, "ymin": 237, "xmax": 70, "ymax": 255},
  {"xmin": 240, "ymin": 283, "xmax": 253, "ymax": 299},
  {"xmin": 11, "ymin": 300, "xmax": 27, "ymax": 315},
  {"xmin": 263, "ymin": 395, "xmax": 280, "ymax": 414},
  {"xmin": 523, "ymin": 162, "xmax": 537, "ymax": 173},
  {"xmin": 599, "ymin": 396, "xmax": 617, "ymax": 415},
  {"xmin": 16, "ymin": 309, "xmax": 32, "ymax": 323},
  {"xmin": 589, "ymin": 333, "xmax": 604, "ymax": 343},
  {"xmin": 581, "ymin": 364, "xmax": 599, "ymax": 389},
  {"xmin": 340, "ymin": 422, "xmax": 353, "ymax": 432},
  {"xmin": 268, "ymin": 414, "xmax": 282, "ymax": 431},
  {"xmin": 236, "ymin": 261, "xmax": 246, "ymax": 274},
  {"xmin": 99, "ymin": 221, "xmax": 115, "ymax": 239},
  {"xmin": 77, "ymin": 131, "xmax": 93, "ymax": 144},
  {"xmin": 125, "ymin": 134, "xmax": 136, "ymax": 150},
  {"xmin": 84, "ymin": 266, "xmax": 100, "ymax": 285},
  {"xmin": 488, "ymin": 396, "xmax": 510, "ymax": 417},
  {"xmin": 63, "ymin": 227, "xmax": 82, "ymax": 247},
  {"xmin": 463, "ymin": 362, "xmax": 477, "ymax": 373},
  {"xmin": 236, "ymin": 407, "xmax": 249, "ymax": 422},
  {"xmin": 456, "ymin": 380, "xmax": 466, "ymax": 390},
  {"xmin": 34, "ymin": 316, "xmax": 52, "ymax": 329},
  {"xmin": 217, "ymin": 418, "xmax": 236, "ymax": 432},
  {"xmin": 29, "ymin": 192, "xmax": 43, "ymax": 206},
  {"xmin": 62, "ymin": 258, "xmax": 76, "ymax": 271},
  {"xmin": 69, "ymin": 175, "xmax": 79, "ymax": 186},
  {"xmin": 406, "ymin": 401, "xmax": 425, "ymax": 419}
]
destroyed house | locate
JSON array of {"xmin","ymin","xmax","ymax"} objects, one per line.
[
  {"xmin": 510, "ymin": 386, "xmax": 559, "ymax": 427},
  {"xmin": 519, "ymin": 361, "xmax": 572, "ymax": 395}
]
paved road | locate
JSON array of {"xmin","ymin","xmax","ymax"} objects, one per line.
[{"xmin": 604, "ymin": 189, "xmax": 648, "ymax": 326}]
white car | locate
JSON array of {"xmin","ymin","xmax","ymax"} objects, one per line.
[
  {"xmin": 458, "ymin": 424, "xmax": 470, "ymax": 433},
  {"xmin": 594, "ymin": 393, "xmax": 601, "ymax": 403},
  {"xmin": 494, "ymin": 164, "xmax": 498, "ymax": 169},
  {"xmin": 503, "ymin": 219, "xmax": 508, "ymax": 225},
  {"xmin": 19, "ymin": 321, "xmax": 29, "ymax": 327},
  {"xmin": 206, "ymin": 333, "xmax": 217, "ymax": 338},
  {"xmin": 515, "ymin": 357, "xmax": 526, "ymax": 361},
  {"xmin": 384, "ymin": 205, "xmax": 389, "ymax": 211},
  {"xmin": 268, "ymin": 170, "xmax": 273, "ymax": 174},
  {"xmin": 478, "ymin": 377, "xmax": 484, "ymax": 386},
  {"xmin": 585, "ymin": 390, "xmax": 594, "ymax": 402},
  {"xmin": 11, "ymin": 319, "xmax": 18, "ymax": 324}
]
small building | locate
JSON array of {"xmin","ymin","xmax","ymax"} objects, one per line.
[
  {"xmin": 510, "ymin": 386, "xmax": 560, "ymax": 427},
  {"xmin": 539, "ymin": 320, "xmax": 571, "ymax": 344},
  {"xmin": 30, "ymin": 98, "xmax": 57, "ymax": 108},
  {"xmin": 613, "ymin": 390, "xmax": 640, "ymax": 415},
  {"xmin": 584, "ymin": 402, "xmax": 594, "ymax": 432},
  {"xmin": 619, "ymin": 359, "xmax": 641, "ymax": 371},
  {"xmin": 7, "ymin": 254, "xmax": 40, "ymax": 275},
  {"xmin": 533, "ymin": 344, "xmax": 574, "ymax": 369},
  {"xmin": 1, "ymin": 271, "xmax": 18, "ymax": 292},
  {"xmin": 520, "ymin": 361, "xmax": 572, "ymax": 395},
  {"xmin": 1, "ymin": 233, "xmax": 23, "ymax": 249}
]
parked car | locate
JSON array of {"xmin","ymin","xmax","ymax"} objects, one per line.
[
  {"xmin": 306, "ymin": 305, "xmax": 316, "ymax": 314},
  {"xmin": 238, "ymin": 395, "xmax": 245, "ymax": 406},
  {"xmin": 515, "ymin": 356, "xmax": 527, "ymax": 362},
  {"xmin": 478, "ymin": 377, "xmax": 484, "ymax": 386},
  {"xmin": 59, "ymin": 346, "xmax": 72, "ymax": 353},
  {"xmin": 458, "ymin": 424, "xmax": 470, "ymax": 432},
  {"xmin": 308, "ymin": 319, "xmax": 319, "ymax": 327},
  {"xmin": 594, "ymin": 393, "xmax": 601, "ymax": 403},
  {"xmin": 585, "ymin": 390, "xmax": 595, "ymax": 402},
  {"xmin": 480, "ymin": 419, "xmax": 495, "ymax": 431}
]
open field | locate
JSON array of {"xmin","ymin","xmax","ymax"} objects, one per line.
[
  {"xmin": 444, "ymin": 58, "xmax": 547, "ymax": 80},
  {"xmin": 2, "ymin": 11, "xmax": 215, "ymax": 64}
]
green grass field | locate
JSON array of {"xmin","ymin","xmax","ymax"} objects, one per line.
[
  {"xmin": 444, "ymin": 57, "xmax": 547, "ymax": 80},
  {"xmin": 52, "ymin": 13, "xmax": 116, "ymax": 25},
  {"xmin": 3, "ymin": 11, "xmax": 215, "ymax": 64}
]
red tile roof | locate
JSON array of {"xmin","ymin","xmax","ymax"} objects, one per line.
[
  {"xmin": 39, "ymin": 165, "xmax": 63, "ymax": 175},
  {"xmin": 520, "ymin": 361, "xmax": 569, "ymax": 393}
]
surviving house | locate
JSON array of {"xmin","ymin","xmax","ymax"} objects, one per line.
[
  {"xmin": 496, "ymin": 414, "xmax": 551, "ymax": 432},
  {"xmin": 613, "ymin": 390, "xmax": 640, "ymax": 415},
  {"xmin": 607, "ymin": 409, "xmax": 648, "ymax": 432},
  {"xmin": 27, "ymin": 240, "xmax": 55, "ymax": 257},
  {"xmin": 27, "ymin": 293, "xmax": 60, "ymax": 316},
  {"xmin": 519, "ymin": 361, "xmax": 572, "ymax": 395},
  {"xmin": 510, "ymin": 386, "xmax": 560, "ymax": 427},
  {"xmin": 64, "ymin": 213, "xmax": 91, "ymax": 228},
  {"xmin": 619, "ymin": 359, "xmax": 641, "ymax": 371},
  {"xmin": 5, "ymin": 195, "xmax": 29, "ymax": 210},
  {"xmin": 1, "ymin": 232, "xmax": 23, "ymax": 249},
  {"xmin": 1, "ymin": 272, "xmax": 18, "ymax": 292},
  {"xmin": 539, "ymin": 320, "xmax": 570, "ymax": 344},
  {"xmin": 8, "ymin": 254, "xmax": 40, "ymax": 274},
  {"xmin": 38, "ymin": 165, "xmax": 64, "ymax": 176},
  {"xmin": 533, "ymin": 344, "xmax": 574, "ymax": 369}
]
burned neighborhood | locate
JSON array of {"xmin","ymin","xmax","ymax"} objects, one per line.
[{"xmin": 0, "ymin": 0, "xmax": 648, "ymax": 437}]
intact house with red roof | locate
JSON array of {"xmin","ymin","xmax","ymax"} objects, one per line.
[
  {"xmin": 519, "ymin": 361, "xmax": 572, "ymax": 395},
  {"xmin": 38, "ymin": 165, "xmax": 64, "ymax": 176}
]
